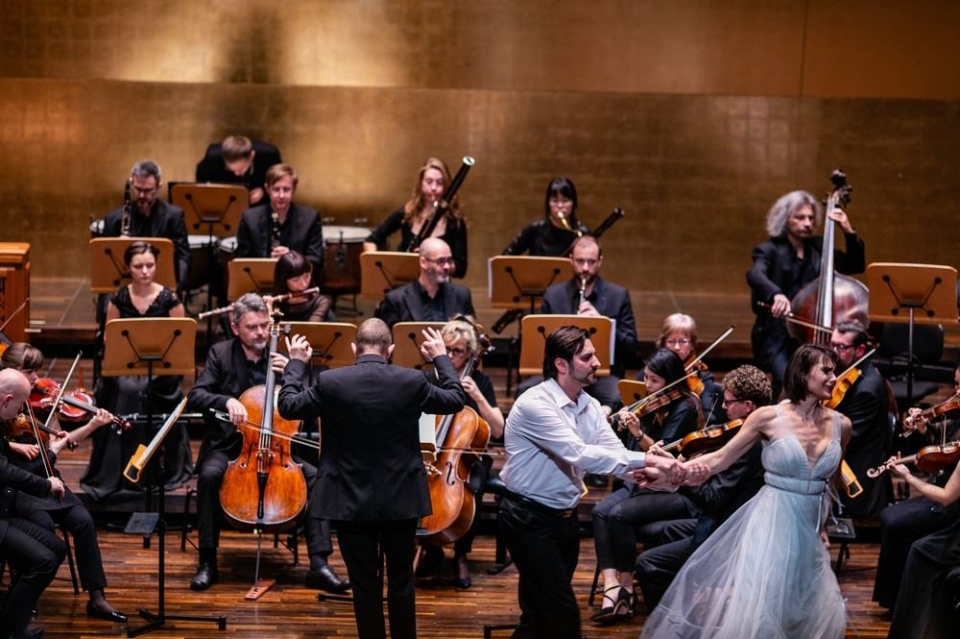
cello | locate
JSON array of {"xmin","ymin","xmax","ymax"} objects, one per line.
[
  {"xmin": 788, "ymin": 170, "xmax": 869, "ymax": 345},
  {"xmin": 219, "ymin": 303, "xmax": 307, "ymax": 534},
  {"xmin": 418, "ymin": 336, "xmax": 492, "ymax": 546}
]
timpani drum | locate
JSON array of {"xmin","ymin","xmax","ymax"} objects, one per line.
[{"xmin": 321, "ymin": 226, "xmax": 368, "ymax": 294}]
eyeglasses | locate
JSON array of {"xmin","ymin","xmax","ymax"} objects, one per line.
[
  {"xmin": 447, "ymin": 347, "xmax": 468, "ymax": 356},
  {"xmin": 829, "ymin": 342, "xmax": 856, "ymax": 352},
  {"xmin": 665, "ymin": 338, "xmax": 691, "ymax": 347},
  {"xmin": 132, "ymin": 186, "xmax": 157, "ymax": 196},
  {"xmin": 721, "ymin": 397, "xmax": 745, "ymax": 407},
  {"xmin": 425, "ymin": 256, "xmax": 455, "ymax": 266}
]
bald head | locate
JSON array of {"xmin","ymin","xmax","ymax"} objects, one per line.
[
  {"xmin": 418, "ymin": 238, "xmax": 454, "ymax": 288},
  {"xmin": 0, "ymin": 368, "xmax": 31, "ymax": 420},
  {"xmin": 355, "ymin": 318, "xmax": 393, "ymax": 356}
]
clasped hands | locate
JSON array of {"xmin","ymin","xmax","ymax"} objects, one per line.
[{"xmin": 632, "ymin": 442, "xmax": 710, "ymax": 490}]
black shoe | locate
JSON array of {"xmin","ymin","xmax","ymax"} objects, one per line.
[
  {"xmin": 304, "ymin": 565, "xmax": 351, "ymax": 593},
  {"xmin": 591, "ymin": 585, "xmax": 632, "ymax": 624},
  {"xmin": 453, "ymin": 555, "xmax": 472, "ymax": 589},
  {"xmin": 86, "ymin": 601, "xmax": 128, "ymax": 623},
  {"xmin": 415, "ymin": 545, "xmax": 443, "ymax": 579},
  {"xmin": 11, "ymin": 627, "xmax": 43, "ymax": 639},
  {"xmin": 190, "ymin": 563, "xmax": 219, "ymax": 591}
]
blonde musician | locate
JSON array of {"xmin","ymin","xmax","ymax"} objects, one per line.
[
  {"xmin": 656, "ymin": 313, "xmax": 725, "ymax": 423},
  {"xmin": 235, "ymin": 163, "xmax": 324, "ymax": 282},
  {"xmin": 363, "ymin": 157, "xmax": 469, "ymax": 278},
  {"xmin": 417, "ymin": 316, "xmax": 504, "ymax": 589}
]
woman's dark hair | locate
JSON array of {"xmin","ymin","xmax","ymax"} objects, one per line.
[
  {"xmin": 543, "ymin": 325, "xmax": 589, "ymax": 380},
  {"xmin": 543, "ymin": 177, "xmax": 579, "ymax": 223},
  {"xmin": 642, "ymin": 348, "xmax": 701, "ymax": 417},
  {"xmin": 272, "ymin": 250, "xmax": 312, "ymax": 295},
  {"xmin": 784, "ymin": 344, "xmax": 838, "ymax": 403},
  {"xmin": 123, "ymin": 241, "xmax": 159, "ymax": 267}
]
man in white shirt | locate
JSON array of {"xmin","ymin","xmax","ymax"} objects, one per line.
[{"xmin": 499, "ymin": 325, "xmax": 683, "ymax": 639}]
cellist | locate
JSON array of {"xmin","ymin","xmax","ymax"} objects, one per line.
[
  {"xmin": 185, "ymin": 293, "xmax": 349, "ymax": 594},
  {"xmin": 747, "ymin": 189, "xmax": 865, "ymax": 393},
  {"xmin": 416, "ymin": 315, "xmax": 504, "ymax": 589}
]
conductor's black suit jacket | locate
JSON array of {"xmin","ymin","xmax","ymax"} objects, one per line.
[{"xmin": 277, "ymin": 353, "xmax": 465, "ymax": 522}]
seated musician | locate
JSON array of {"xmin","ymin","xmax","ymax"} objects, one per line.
[
  {"xmin": 884, "ymin": 447, "xmax": 960, "ymax": 639},
  {"xmin": 101, "ymin": 160, "xmax": 191, "ymax": 295},
  {"xmin": 235, "ymin": 163, "xmax": 324, "ymax": 282},
  {"xmin": 195, "ymin": 135, "xmax": 283, "ymax": 206},
  {"xmin": 273, "ymin": 250, "xmax": 333, "ymax": 322},
  {"xmin": 521, "ymin": 234, "xmax": 637, "ymax": 415},
  {"xmin": 828, "ymin": 319, "xmax": 893, "ymax": 517},
  {"xmin": 502, "ymin": 176, "xmax": 588, "ymax": 256},
  {"xmin": 376, "ymin": 238, "xmax": 475, "ymax": 328},
  {"xmin": 873, "ymin": 361, "xmax": 960, "ymax": 616},
  {"xmin": 363, "ymin": 157, "xmax": 469, "ymax": 278},
  {"xmin": 0, "ymin": 348, "xmax": 127, "ymax": 623},
  {"xmin": 185, "ymin": 293, "xmax": 348, "ymax": 593},
  {"xmin": 0, "ymin": 369, "xmax": 68, "ymax": 639},
  {"xmin": 590, "ymin": 348, "xmax": 700, "ymax": 624},
  {"xmin": 634, "ymin": 365, "xmax": 770, "ymax": 612},
  {"xmin": 83, "ymin": 241, "xmax": 191, "ymax": 500},
  {"xmin": 746, "ymin": 189, "xmax": 865, "ymax": 393},
  {"xmin": 656, "ymin": 313, "xmax": 725, "ymax": 424},
  {"xmin": 416, "ymin": 316, "xmax": 504, "ymax": 589}
]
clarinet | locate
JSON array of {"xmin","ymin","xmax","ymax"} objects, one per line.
[
  {"xmin": 409, "ymin": 156, "xmax": 475, "ymax": 252},
  {"xmin": 270, "ymin": 209, "xmax": 281, "ymax": 250},
  {"xmin": 120, "ymin": 179, "xmax": 132, "ymax": 237}
]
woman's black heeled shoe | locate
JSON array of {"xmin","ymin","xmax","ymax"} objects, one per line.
[{"xmin": 591, "ymin": 585, "xmax": 626, "ymax": 623}]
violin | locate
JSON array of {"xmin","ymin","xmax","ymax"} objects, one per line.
[
  {"xmin": 903, "ymin": 397, "xmax": 960, "ymax": 431},
  {"xmin": 6, "ymin": 412, "xmax": 77, "ymax": 450},
  {"xmin": 681, "ymin": 325, "xmax": 735, "ymax": 398},
  {"xmin": 633, "ymin": 389, "xmax": 683, "ymax": 420},
  {"xmin": 29, "ymin": 378, "xmax": 131, "ymax": 431},
  {"xmin": 867, "ymin": 441, "xmax": 960, "ymax": 478},
  {"xmin": 661, "ymin": 419, "xmax": 744, "ymax": 457}
]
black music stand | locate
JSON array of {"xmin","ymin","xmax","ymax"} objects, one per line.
[
  {"xmin": 227, "ymin": 258, "xmax": 277, "ymax": 300},
  {"xmin": 390, "ymin": 322, "xmax": 447, "ymax": 370},
  {"xmin": 488, "ymin": 256, "xmax": 569, "ymax": 394},
  {"xmin": 102, "ymin": 318, "xmax": 224, "ymax": 635},
  {"xmin": 359, "ymin": 251, "xmax": 419, "ymax": 300},
  {"xmin": 170, "ymin": 183, "xmax": 247, "ymax": 341},
  {"xmin": 867, "ymin": 263, "xmax": 958, "ymax": 406}
]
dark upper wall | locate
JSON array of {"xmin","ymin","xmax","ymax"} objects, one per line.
[{"xmin": 1, "ymin": 0, "xmax": 959, "ymax": 295}]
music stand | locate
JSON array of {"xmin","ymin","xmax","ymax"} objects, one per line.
[
  {"xmin": 170, "ymin": 183, "xmax": 247, "ymax": 339},
  {"xmin": 278, "ymin": 322, "xmax": 358, "ymax": 369},
  {"xmin": 89, "ymin": 237, "xmax": 177, "ymax": 292},
  {"xmin": 227, "ymin": 258, "xmax": 277, "ymax": 300},
  {"xmin": 618, "ymin": 379, "xmax": 647, "ymax": 407},
  {"xmin": 518, "ymin": 314, "xmax": 614, "ymax": 377},
  {"xmin": 103, "ymin": 318, "xmax": 224, "ymax": 635},
  {"xmin": 359, "ymin": 251, "xmax": 419, "ymax": 300},
  {"xmin": 390, "ymin": 322, "xmax": 447, "ymax": 370},
  {"xmin": 867, "ymin": 262, "xmax": 958, "ymax": 405}
]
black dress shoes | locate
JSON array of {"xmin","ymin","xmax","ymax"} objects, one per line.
[
  {"xmin": 304, "ymin": 565, "xmax": 351, "ymax": 593},
  {"xmin": 190, "ymin": 563, "xmax": 219, "ymax": 591},
  {"xmin": 11, "ymin": 626, "xmax": 43, "ymax": 639},
  {"xmin": 86, "ymin": 601, "xmax": 128, "ymax": 623},
  {"xmin": 453, "ymin": 555, "xmax": 472, "ymax": 589}
]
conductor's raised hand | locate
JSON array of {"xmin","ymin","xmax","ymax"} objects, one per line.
[
  {"xmin": 285, "ymin": 333, "xmax": 313, "ymax": 363},
  {"xmin": 419, "ymin": 327, "xmax": 447, "ymax": 361}
]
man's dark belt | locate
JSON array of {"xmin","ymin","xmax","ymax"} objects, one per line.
[{"xmin": 503, "ymin": 489, "xmax": 577, "ymax": 519}]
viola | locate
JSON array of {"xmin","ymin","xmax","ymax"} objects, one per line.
[
  {"xmin": 788, "ymin": 170, "xmax": 869, "ymax": 345},
  {"xmin": 662, "ymin": 419, "xmax": 744, "ymax": 457},
  {"xmin": 419, "ymin": 334, "xmax": 492, "ymax": 545},
  {"xmin": 29, "ymin": 378, "xmax": 131, "ymax": 431},
  {"xmin": 867, "ymin": 441, "xmax": 960, "ymax": 478},
  {"xmin": 5, "ymin": 412, "xmax": 77, "ymax": 450}
]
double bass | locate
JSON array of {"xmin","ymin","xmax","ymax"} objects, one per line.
[
  {"xmin": 788, "ymin": 170, "xmax": 869, "ymax": 344},
  {"xmin": 219, "ymin": 306, "xmax": 307, "ymax": 533},
  {"xmin": 418, "ymin": 337, "xmax": 492, "ymax": 545}
]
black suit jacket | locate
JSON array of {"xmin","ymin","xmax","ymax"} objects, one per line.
[
  {"xmin": 187, "ymin": 339, "xmax": 262, "ymax": 466},
  {"xmin": 540, "ymin": 276, "xmax": 638, "ymax": 372},
  {"xmin": 278, "ymin": 353, "xmax": 465, "ymax": 522},
  {"xmin": 235, "ymin": 203, "xmax": 324, "ymax": 273},
  {"xmin": 377, "ymin": 280, "xmax": 475, "ymax": 328},
  {"xmin": 0, "ymin": 446, "xmax": 54, "ymax": 544},
  {"xmin": 102, "ymin": 199, "xmax": 191, "ymax": 291},
  {"xmin": 195, "ymin": 139, "xmax": 283, "ymax": 192}
]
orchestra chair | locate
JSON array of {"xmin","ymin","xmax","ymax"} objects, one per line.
[
  {"xmin": 0, "ymin": 523, "xmax": 79, "ymax": 595},
  {"xmin": 873, "ymin": 322, "xmax": 950, "ymax": 414}
]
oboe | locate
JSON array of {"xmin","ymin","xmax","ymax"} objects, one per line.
[
  {"xmin": 577, "ymin": 276, "xmax": 587, "ymax": 310},
  {"xmin": 270, "ymin": 209, "xmax": 281, "ymax": 250},
  {"xmin": 120, "ymin": 179, "xmax": 132, "ymax": 237}
]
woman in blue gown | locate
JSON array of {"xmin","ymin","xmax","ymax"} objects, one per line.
[{"xmin": 641, "ymin": 344, "xmax": 851, "ymax": 639}]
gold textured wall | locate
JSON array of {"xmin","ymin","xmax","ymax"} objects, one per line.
[{"xmin": 2, "ymin": 0, "xmax": 960, "ymax": 295}]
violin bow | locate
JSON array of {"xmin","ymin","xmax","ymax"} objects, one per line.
[
  {"xmin": 685, "ymin": 324, "xmax": 735, "ymax": 372},
  {"xmin": 38, "ymin": 352, "xmax": 83, "ymax": 441}
]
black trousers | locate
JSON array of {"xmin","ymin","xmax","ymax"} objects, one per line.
[
  {"xmin": 635, "ymin": 535, "xmax": 697, "ymax": 612},
  {"xmin": 0, "ymin": 518, "xmax": 66, "ymax": 636},
  {"xmin": 26, "ymin": 501, "xmax": 107, "ymax": 593},
  {"xmin": 335, "ymin": 517, "xmax": 419, "ymax": 639},
  {"xmin": 196, "ymin": 450, "xmax": 332, "ymax": 567},
  {"xmin": 499, "ymin": 495, "xmax": 581, "ymax": 639}
]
